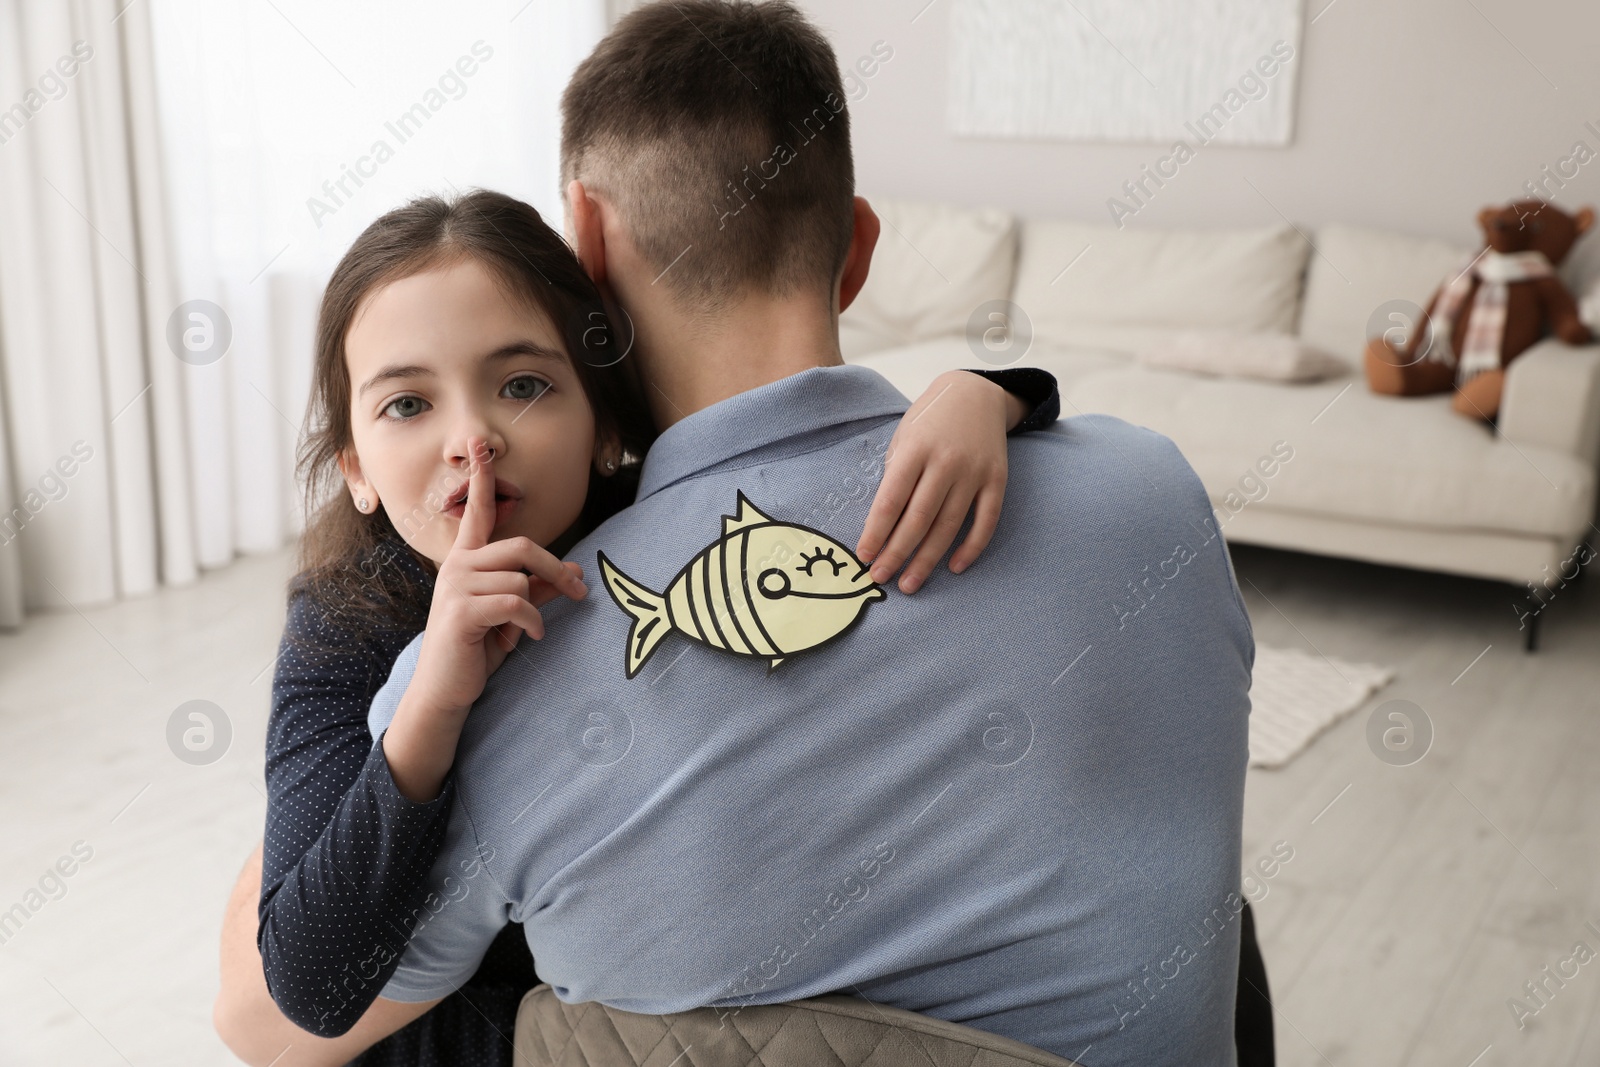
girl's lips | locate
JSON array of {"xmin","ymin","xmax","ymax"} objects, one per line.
[
  {"xmin": 444, "ymin": 477, "xmax": 522, "ymax": 509},
  {"xmin": 444, "ymin": 496, "xmax": 519, "ymax": 526}
]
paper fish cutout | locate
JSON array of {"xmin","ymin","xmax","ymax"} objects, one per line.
[{"xmin": 597, "ymin": 492, "xmax": 886, "ymax": 678}]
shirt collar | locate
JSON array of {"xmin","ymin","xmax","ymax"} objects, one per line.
[{"xmin": 636, "ymin": 364, "xmax": 911, "ymax": 500}]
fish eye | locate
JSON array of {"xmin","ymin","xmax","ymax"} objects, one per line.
[
  {"xmin": 757, "ymin": 568, "xmax": 791, "ymax": 599},
  {"xmin": 797, "ymin": 547, "xmax": 846, "ymax": 577}
]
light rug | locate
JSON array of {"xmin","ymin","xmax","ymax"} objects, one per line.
[{"xmin": 1248, "ymin": 644, "xmax": 1396, "ymax": 769}]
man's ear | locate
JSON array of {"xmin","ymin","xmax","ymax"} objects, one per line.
[
  {"xmin": 1575, "ymin": 206, "xmax": 1596, "ymax": 237},
  {"xmin": 567, "ymin": 180, "xmax": 608, "ymax": 288},
  {"xmin": 838, "ymin": 196, "xmax": 881, "ymax": 313}
]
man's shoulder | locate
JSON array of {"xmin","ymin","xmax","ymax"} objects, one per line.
[
  {"xmin": 1023, "ymin": 410, "xmax": 1181, "ymax": 453},
  {"xmin": 1011, "ymin": 412, "xmax": 1198, "ymax": 495}
]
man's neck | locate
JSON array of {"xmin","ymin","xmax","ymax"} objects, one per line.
[{"xmin": 625, "ymin": 288, "xmax": 845, "ymax": 431}]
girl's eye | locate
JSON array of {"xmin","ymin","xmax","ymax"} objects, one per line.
[
  {"xmin": 503, "ymin": 375, "xmax": 552, "ymax": 403},
  {"xmin": 379, "ymin": 375, "xmax": 550, "ymax": 421},
  {"xmin": 381, "ymin": 395, "xmax": 430, "ymax": 421}
]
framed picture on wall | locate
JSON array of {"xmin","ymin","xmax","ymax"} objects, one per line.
[{"xmin": 950, "ymin": 0, "xmax": 1304, "ymax": 145}]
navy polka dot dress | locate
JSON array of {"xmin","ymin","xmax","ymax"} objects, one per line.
[{"xmin": 259, "ymin": 539, "xmax": 536, "ymax": 1066}]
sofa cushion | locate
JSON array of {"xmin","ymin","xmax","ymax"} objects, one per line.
[
  {"xmin": 839, "ymin": 197, "xmax": 1018, "ymax": 359},
  {"xmin": 1062, "ymin": 365, "xmax": 1595, "ymax": 541},
  {"xmin": 1135, "ymin": 330, "xmax": 1348, "ymax": 383},
  {"xmin": 846, "ymin": 335, "xmax": 1133, "ymax": 401},
  {"xmin": 1297, "ymin": 224, "xmax": 1474, "ymax": 367},
  {"xmin": 1012, "ymin": 221, "xmax": 1309, "ymax": 354}
]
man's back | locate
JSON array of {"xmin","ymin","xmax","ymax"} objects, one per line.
[{"xmin": 369, "ymin": 365, "xmax": 1253, "ymax": 1067}]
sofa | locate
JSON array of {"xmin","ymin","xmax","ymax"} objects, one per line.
[{"xmin": 842, "ymin": 198, "xmax": 1600, "ymax": 644}]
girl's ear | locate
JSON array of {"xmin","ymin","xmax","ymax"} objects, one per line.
[
  {"xmin": 593, "ymin": 430, "xmax": 623, "ymax": 477},
  {"xmin": 337, "ymin": 448, "xmax": 378, "ymax": 512}
]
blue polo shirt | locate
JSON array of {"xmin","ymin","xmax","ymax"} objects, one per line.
[{"xmin": 367, "ymin": 363, "xmax": 1253, "ymax": 1067}]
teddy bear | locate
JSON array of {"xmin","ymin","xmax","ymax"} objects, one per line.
[{"xmin": 1364, "ymin": 199, "xmax": 1595, "ymax": 421}]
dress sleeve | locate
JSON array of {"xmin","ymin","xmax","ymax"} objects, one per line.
[
  {"xmin": 965, "ymin": 367, "xmax": 1061, "ymax": 434},
  {"xmin": 257, "ymin": 589, "xmax": 458, "ymax": 1037}
]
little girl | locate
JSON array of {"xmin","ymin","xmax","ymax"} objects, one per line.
[{"xmin": 214, "ymin": 188, "xmax": 1059, "ymax": 1066}]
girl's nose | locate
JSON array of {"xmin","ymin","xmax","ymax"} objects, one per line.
[{"xmin": 449, "ymin": 433, "xmax": 505, "ymax": 470}]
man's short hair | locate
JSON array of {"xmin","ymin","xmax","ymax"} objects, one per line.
[{"xmin": 561, "ymin": 0, "xmax": 854, "ymax": 310}]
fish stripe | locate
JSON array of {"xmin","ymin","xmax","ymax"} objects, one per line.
[
  {"xmin": 675, "ymin": 570, "xmax": 708, "ymax": 645},
  {"xmin": 739, "ymin": 530, "xmax": 784, "ymax": 656},
  {"xmin": 699, "ymin": 550, "xmax": 732, "ymax": 651},
  {"xmin": 707, "ymin": 544, "xmax": 744, "ymax": 655},
  {"xmin": 716, "ymin": 537, "xmax": 760, "ymax": 656},
  {"xmin": 662, "ymin": 584, "xmax": 680, "ymax": 634},
  {"xmin": 692, "ymin": 550, "xmax": 723, "ymax": 652}
]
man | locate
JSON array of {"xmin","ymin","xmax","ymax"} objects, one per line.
[{"xmin": 320, "ymin": 2, "xmax": 1253, "ymax": 1064}]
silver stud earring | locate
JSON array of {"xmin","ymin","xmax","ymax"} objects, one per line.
[
  {"xmin": 357, "ymin": 497, "xmax": 369, "ymax": 512},
  {"xmin": 604, "ymin": 458, "xmax": 616, "ymax": 471}
]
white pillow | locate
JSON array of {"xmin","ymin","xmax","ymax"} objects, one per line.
[
  {"xmin": 1136, "ymin": 330, "xmax": 1350, "ymax": 382},
  {"xmin": 840, "ymin": 197, "xmax": 1018, "ymax": 359},
  {"xmin": 1297, "ymin": 224, "xmax": 1473, "ymax": 363},
  {"xmin": 1013, "ymin": 221, "xmax": 1310, "ymax": 354}
]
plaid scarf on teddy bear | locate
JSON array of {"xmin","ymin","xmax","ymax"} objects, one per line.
[{"xmin": 1425, "ymin": 250, "xmax": 1553, "ymax": 384}]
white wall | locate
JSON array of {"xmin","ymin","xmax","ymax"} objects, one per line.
[{"xmin": 799, "ymin": 0, "xmax": 1600, "ymax": 248}]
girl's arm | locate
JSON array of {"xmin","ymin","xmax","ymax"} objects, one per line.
[
  {"xmin": 216, "ymin": 585, "xmax": 457, "ymax": 1042},
  {"xmin": 216, "ymin": 843, "xmax": 439, "ymax": 1067},
  {"xmin": 217, "ymin": 442, "xmax": 581, "ymax": 1047},
  {"xmin": 381, "ymin": 439, "xmax": 588, "ymax": 803},
  {"xmin": 857, "ymin": 367, "xmax": 1060, "ymax": 594}
]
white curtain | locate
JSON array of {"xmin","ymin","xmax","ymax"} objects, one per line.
[
  {"xmin": 0, "ymin": 0, "xmax": 188, "ymax": 626},
  {"xmin": 0, "ymin": 0, "xmax": 606, "ymax": 627}
]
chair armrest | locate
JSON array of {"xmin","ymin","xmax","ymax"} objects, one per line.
[{"xmin": 1499, "ymin": 339, "xmax": 1600, "ymax": 463}]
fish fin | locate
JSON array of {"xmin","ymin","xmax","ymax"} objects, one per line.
[
  {"xmin": 723, "ymin": 491, "xmax": 776, "ymax": 536},
  {"xmin": 767, "ymin": 657, "xmax": 785, "ymax": 672},
  {"xmin": 597, "ymin": 552, "xmax": 672, "ymax": 680}
]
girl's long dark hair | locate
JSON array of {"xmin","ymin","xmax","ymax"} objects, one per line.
[{"xmin": 289, "ymin": 189, "xmax": 657, "ymax": 654}]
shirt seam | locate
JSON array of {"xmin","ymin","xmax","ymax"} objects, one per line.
[{"xmin": 458, "ymin": 789, "xmax": 514, "ymax": 912}]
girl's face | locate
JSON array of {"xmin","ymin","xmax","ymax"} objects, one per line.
[{"xmin": 339, "ymin": 257, "xmax": 603, "ymax": 566}]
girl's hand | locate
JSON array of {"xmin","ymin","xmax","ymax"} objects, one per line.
[
  {"xmin": 384, "ymin": 438, "xmax": 588, "ymax": 801},
  {"xmin": 857, "ymin": 371, "xmax": 1029, "ymax": 595}
]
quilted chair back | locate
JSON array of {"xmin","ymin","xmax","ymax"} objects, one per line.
[{"xmin": 514, "ymin": 985, "xmax": 1085, "ymax": 1067}]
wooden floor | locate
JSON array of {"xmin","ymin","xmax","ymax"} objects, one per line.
[
  {"xmin": 1235, "ymin": 543, "xmax": 1600, "ymax": 1067},
  {"xmin": 0, "ymin": 538, "xmax": 1595, "ymax": 1065}
]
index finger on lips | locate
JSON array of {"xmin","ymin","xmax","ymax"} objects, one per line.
[{"xmin": 453, "ymin": 437, "xmax": 496, "ymax": 550}]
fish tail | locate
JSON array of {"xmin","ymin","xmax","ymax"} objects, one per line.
[{"xmin": 597, "ymin": 552, "xmax": 672, "ymax": 679}]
